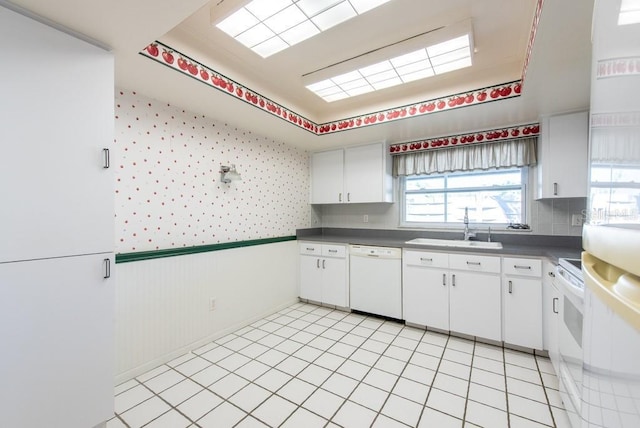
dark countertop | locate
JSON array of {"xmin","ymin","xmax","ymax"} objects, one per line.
[{"xmin": 296, "ymin": 228, "xmax": 582, "ymax": 263}]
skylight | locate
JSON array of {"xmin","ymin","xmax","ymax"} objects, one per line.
[
  {"xmin": 618, "ymin": 0, "xmax": 640, "ymax": 25},
  {"xmin": 216, "ymin": 0, "xmax": 393, "ymax": 58},
  {"xmin": 306, "ymin": 35, "xmax": 473, "ymax": 102}
]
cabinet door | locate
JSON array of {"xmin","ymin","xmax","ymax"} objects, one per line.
[
  {"xmin": 299, "ymin": 255, "xmax": 322, "ymax": 302},
  {"xmin": 0, "ymin": 7, "xmax": 114, "ymax": 263},
  {"xmin": 322, "ymin": 257, "xmax": 348, "ymax": 307},
  {"xmin": 538, "ymin": 111, "xmax": 588, "ymax": 199},
  {"xmin": 450, "ymin": 271, "xmax": 502, "ymax": 341},
  {"xmin": 344, "ymin": 143, "xmax": 390, "ymax": 203},
  {"xmin": 0, "ymin": 253, "xmax": 114, "ymax": 428},
  {"xmin": 310, "ymin": 150, "xmax": 344, "ymax": 204},
  {"xmin": 403, "ymin": 265, "xmax": 449, "ymax": 329},
  {"xmin": 504, "ymin": 277, "xmax": 543, "ymax": 349}
]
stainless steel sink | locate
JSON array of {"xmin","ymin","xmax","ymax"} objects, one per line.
[{"xmin": 405, "ymin": 238, "xmax": 503, "ymax": 249}]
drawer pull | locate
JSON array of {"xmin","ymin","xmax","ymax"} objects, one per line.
[
  {"xmin": 420, "ymin": 257, "xmax": 433, "ymax": 262},
  {"xmin": 514, "ymin": 265, "xmax": 532, "ymax": 270},
  {"xmin": 328, "ymin": 249, "xmax": 338, "ymax": 253},
  {"xmin": 306, "ymin": 247, "xmax": 315, "ymax": 251},
  {"xmin": 466, "ymin": 261, "xmax": 481, "ymax": 266},
  {"xmin": 508, "ymin": 280, "xmax": 513, "ymax": 294},
  {"xmin": 548, "ymin": 271, "xmax": 556, "ymax": 277}
]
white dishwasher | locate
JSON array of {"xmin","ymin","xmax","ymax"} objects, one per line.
[{"xmin": 349, "ymin": 245, "xmax": 402, "ymax": 319}]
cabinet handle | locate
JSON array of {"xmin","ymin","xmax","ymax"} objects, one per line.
[
  {"xmin": 548, "ymin": 271, "xmax": 556, "ymax": 277},
  {"xmin": 103, "ymin": 148, "xmax": 110, "ymax": 169},
  {"xmin": 420, "ymin": 257, "xmax": 433, "ymax": 262},
  {"xmin": 452, "ymin": 274, "xmax": 456, "ymax": 286},
  {"xmin": 339, "ymin": 193, "xmax": 342, "ymax": 202},
  {"xmin": 508, "ymin": 280, "xmax": 513, "ymax": 294},
  {"xmin": 347, "ymin": 193, "xmax": 351, "ymax": 202},
  {"xmin": 443, "ymin": 273, "xmax": 446, "ymax": 286},
  {"xmin": 466, "ymin": 261, "xmax": 481, "ymax": 266},
  {"xmin": 317, "ymin": 259, "xmax": 320, "ymax": 269},
  {"xmin": 306, "ymin": 247, "xmax": 315, "ymax": 251},
  {"xmin": 322, "ymin": 259, "xmax": 326, "ymax": 269},
  {"xmin": 553, "ymin": 297, "xmax": 559, "ymax": 314},
  {"xmin": 328, "ymin": 249, "xmax": 338, "ymax": 253},
  {"xmin": 514, "ymin": 265, "xmax": 532, "ymax": 270},
  {"xmin": 103, "ymin": 258, "xmax": 111, "ymax": 279},
  {"xmin": 553, "ymin": 182, "xmax": 558, "ymax": 196}
]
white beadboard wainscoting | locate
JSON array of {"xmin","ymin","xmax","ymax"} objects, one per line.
[{"xmin": 114, "ymin": 240, "xmax": 299, "ymax": 384}]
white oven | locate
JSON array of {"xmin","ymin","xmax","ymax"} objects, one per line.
[{"xmin": 556, "ymin": 258, "xmax": 584, "ymax": 428}]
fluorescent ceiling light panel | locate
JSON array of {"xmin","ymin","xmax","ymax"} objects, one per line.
[
  {"xmin": 280, "ymin": 20, "xmax": 320, "ymax": 45},
  {"xmin": 264, "ymin": 5, "xmax": 306, "ymax": 33},
  {"xmin": 349, "ymin": 0, "xmax": 392, "ymax": 14},
  {"xmin": 216, "ymin": 0, "xmax": 392, "ymax": 57},
  {"xmin": 311, "ymin": 1, "xmax": 356, "ymax": 31},
  {"xmin": 619, "ymin": 0, "xmax": 640, "ymax": 25},
  {"xmin": 216, "ymin": 8, "xmax": 259, "ymax": 37},
  {"xmin": 245, "ymin": 0, "xmax": 292, "ymax": 20},
  {"xmin": 253, "ymin": 37, "xmax": 289, "ymax": 57},
  {"xmin": 297, "ymin": 0, "xmax": 342, "ymax": 17},
  {"xmin": 306, "ymin": 34, "xmax": 473, "ymax": 102},
  {"xmin": 360, "ymin": 61, "xmax": 393, "ymax": 76},
  {"xmin": 235, "ymin": 23, "xmax": 274, "ymax": 47}
]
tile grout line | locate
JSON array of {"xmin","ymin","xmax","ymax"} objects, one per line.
[
  {"xmin": 110, "ymin": 302, "xmax": 567, "ymax": 428},
  {"xmin": 460, "ymin": 338, "xmax": 477, "ymax": 427}
]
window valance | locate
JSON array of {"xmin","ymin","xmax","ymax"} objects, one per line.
[{"xmin": 392, "ymin": 137, "xmax": 537, "ymax": 177}]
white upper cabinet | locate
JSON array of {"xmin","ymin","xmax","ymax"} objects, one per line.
[
  {"xmin": 310, "ymin": 149, "xmax": 344, "ymax": 204},
  {"xmin": 536, "ymin": 111, "xmax": 589, "ymax": 199},
  {"xmin": 0, "ymin": 6, "xmax": 114, "ymax": 262},
  {"xmin": 310, "ymin": 142, "xmax": 393, "ymax": 204}
]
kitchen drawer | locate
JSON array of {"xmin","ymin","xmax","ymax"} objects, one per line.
[
  {"xmin": 299, "ymin": 242, "xmax": 322, "ymax": 256},
  {"xmin": 503, "ymin": 257, "xmax": 542, "ymax": 277},
  {"xmin": 403, "ymin": 250, "xmax": 448, "ymax": 269},
  {"xmin": 449, "ymin": 253, "xmax": 501, "ymax": 273},
  {"xmin": 322, "ymin": 244, "xmax": 346, "ymax": 258}
]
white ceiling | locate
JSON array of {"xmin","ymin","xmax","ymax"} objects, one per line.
[{"xmin": 5, "ymin": 0, "xmax": 594, "ymax": 151}]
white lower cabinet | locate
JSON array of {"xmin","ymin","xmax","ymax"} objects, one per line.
[
  {"xmin": 449, "ymin": 254, "xmax": 502, "ymax": 342},
  {"xmin": 0, "ymin": 253, "xmax": 114, "ymax": 428},
  {"xmin": 299, "ymin": 242, "xmax": 348, "ymax": 307},
  {"xmin": 502, "ymin": 257, "xmax": 543, "ymax": 349},
  {"xmin": 403, "ymin": 251, "xmax": 449, "ymax": 330},
  {"xmin": 403, "ymin": 250, "xmax": 502, "ymax": 342}
]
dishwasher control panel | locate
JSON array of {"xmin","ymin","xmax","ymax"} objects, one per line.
[{"xmin": 350, "ymin": 245, "xmax": 402, "ymax": 258}]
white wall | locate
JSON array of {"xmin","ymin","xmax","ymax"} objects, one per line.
[
  {"xmin": 113, "ymin": 90, "xmax": 311, "ymax": 382},
  {"xmin": 115, "ymin": 241, "xmax": 298, "ymax": 383},
  {"xmin": 114, "ymin": 89, "xmax": 311, "ymax": 253}
]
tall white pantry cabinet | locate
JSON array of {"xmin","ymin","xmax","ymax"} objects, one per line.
[{"xmin": 0, "ymin": 6, "xmax": 115, "ymax": 428}]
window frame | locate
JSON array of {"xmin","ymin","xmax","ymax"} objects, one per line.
[{"xmin": 399, "ymin": 167, "xmax": 528, "ymax": 229}]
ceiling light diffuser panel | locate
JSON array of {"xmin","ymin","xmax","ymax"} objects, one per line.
[
  {"xmin": 215, "ymin": 0, "xmax": 393, "ymax": 57},
  {"xmin": 306, "ymin": 34, "xmax": 473, "ymax": 102}
]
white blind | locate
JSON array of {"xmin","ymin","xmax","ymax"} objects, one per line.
[{"xmin": 392, "ymin": 138, "xmax": 537, "ymax": 176}]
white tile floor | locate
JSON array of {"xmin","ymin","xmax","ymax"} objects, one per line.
[{"xmin": 109, "ymin": 302, "xmax": 574, "ymax": 428}]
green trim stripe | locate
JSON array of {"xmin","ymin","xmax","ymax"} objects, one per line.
[{"xmin": 115, "ymin": 236, "xmax": 297, "ymax": 264}]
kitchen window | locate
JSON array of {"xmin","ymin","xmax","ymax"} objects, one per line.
[{"xmin": 401, "ymin": 167, "xmax": 526, "ymax": 226}]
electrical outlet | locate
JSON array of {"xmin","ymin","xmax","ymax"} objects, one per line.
[
  {"xmin": 209, "ymin": 297, "xmax": 216, "ymax": 311},
  {"xmin": 363, "ymin": 215, "xmax": 369, "ymax": 223},
  {"xmin": 571, "ymin": 214, "xmax": 583, "ymax": 226}
]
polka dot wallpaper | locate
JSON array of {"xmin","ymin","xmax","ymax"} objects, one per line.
[{"xmin": 114, "ymin": 90, "xmax": 311, "ymax": 253}]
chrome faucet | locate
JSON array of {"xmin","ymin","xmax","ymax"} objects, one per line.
[{"xmin": 463, "ymin": 207, "xmax": 475, "ymax": 241}]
